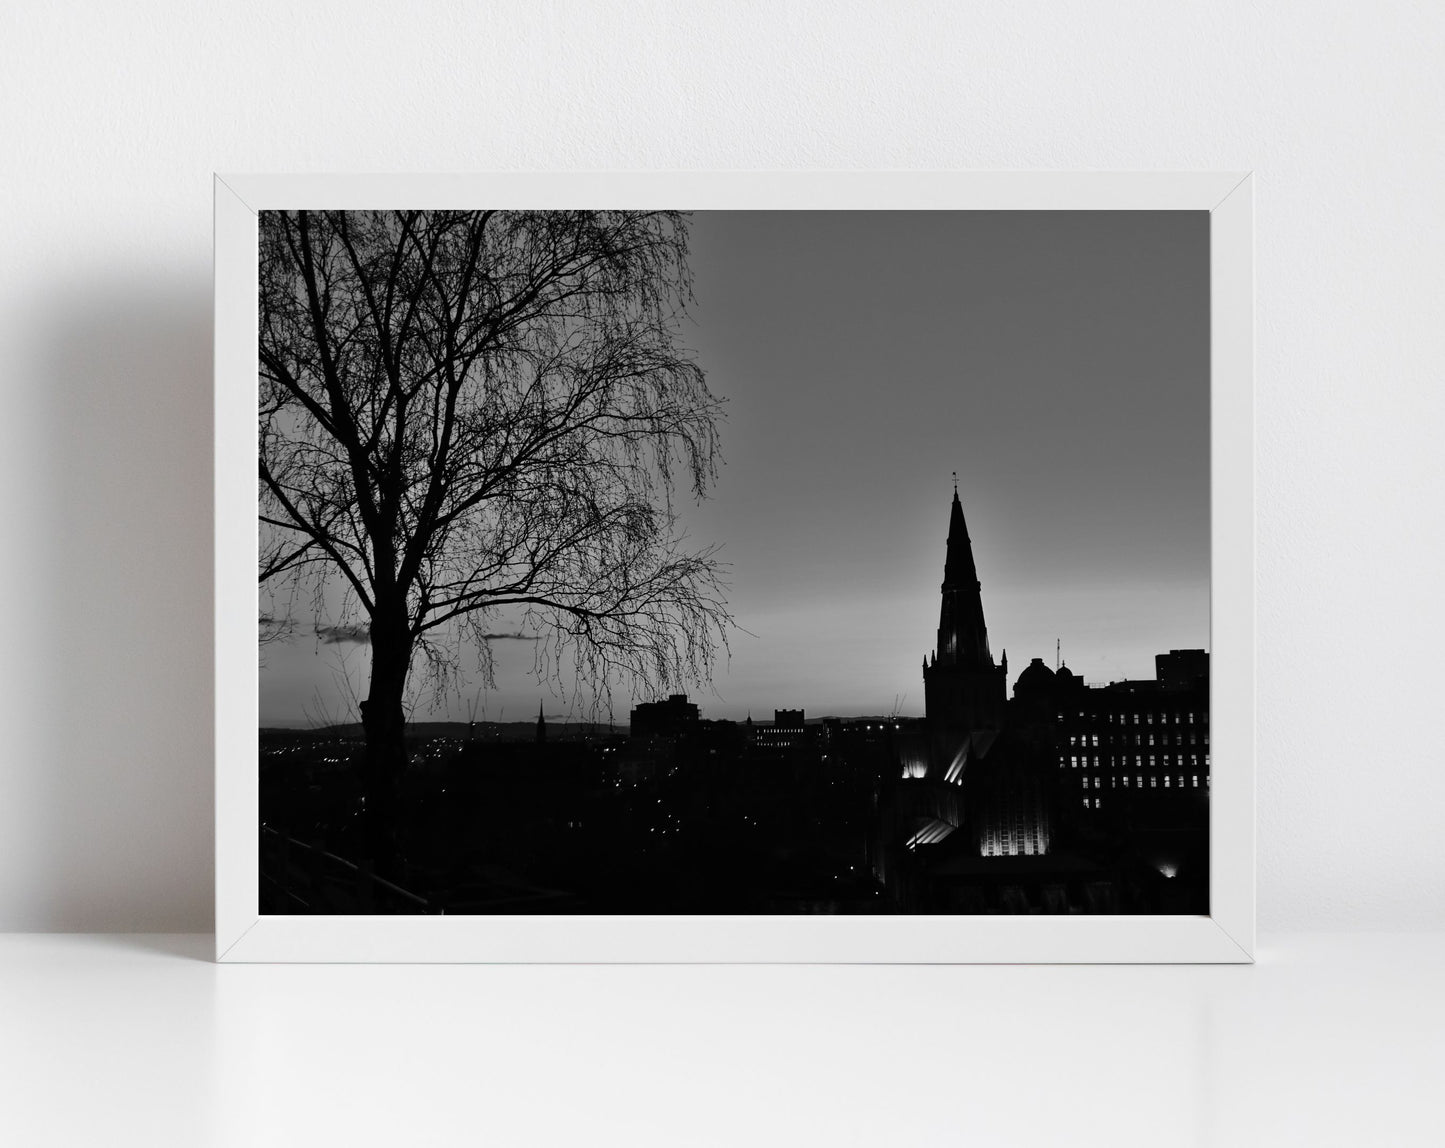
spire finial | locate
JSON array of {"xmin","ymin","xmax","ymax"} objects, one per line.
[{"xmin": 952, "ymin": 470, "xmax": 958, "ymax": 495}]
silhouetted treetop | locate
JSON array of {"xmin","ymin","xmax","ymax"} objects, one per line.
[{"xmin": 259, "ymin": 209, "xmax": 728, "ymax": 737}]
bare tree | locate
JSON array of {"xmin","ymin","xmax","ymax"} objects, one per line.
[{"xmin": 258, "ymin": 210, "xmax": 728, "ymax": 867}]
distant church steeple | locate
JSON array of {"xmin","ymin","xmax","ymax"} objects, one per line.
[{"xmin": 535, "ymin": 701, "xmax": 546, "ymax": 744}]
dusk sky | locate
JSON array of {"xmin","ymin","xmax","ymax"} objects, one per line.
[{"xmin": 261, "ymin": 210, "xmax": 1210, "ymax": 727}]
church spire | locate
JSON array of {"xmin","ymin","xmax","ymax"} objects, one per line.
[
  {"xmin": 535, "ymin": 700, "xmax": 546, "ymax": 743},
  {"xmin": 943, "ymin": 484, "xmax": 980, "ymax": 588},
  {"xmin": 935, "ymin": 481, "xmax": 992, "ymax": 669}
]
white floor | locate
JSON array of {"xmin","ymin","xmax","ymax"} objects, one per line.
[{"xmin": 1, "ymin": 932, "xmax": 1440, "ymax": 1147}]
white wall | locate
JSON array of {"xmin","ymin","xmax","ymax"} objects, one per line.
[{"xmin": 2, "ymin": 1, "xmax": 1440, "ymax": 932}]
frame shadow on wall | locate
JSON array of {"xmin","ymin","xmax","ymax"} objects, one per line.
[{"xmin": 24, "ymin": 273, "xmax": 214, "ymax": 934}]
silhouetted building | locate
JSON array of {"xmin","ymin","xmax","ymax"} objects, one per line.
[
  {"xmin": 916, "ymin": 486, "xmax": 1045, "ymax": 859},
  {"xmin": 535, "ymin": 701, "xmax": 546, "ymax": 743},
  {"xmin": 1008, "ymin": 654, "xmax": 1211, "ymax": 907},
  {"xmin": 1156, "ymin": 648, "xmax": 1208, "ymax": 692},
  {"xmin": 881, "ymin": 484, "xmax": 1017, "ymax": 864},
  {"xmin": 750, "ymin": 708, "xmax": 810, "ymax": 754},
  {"xmin": 1043, "ymin": 656, "xmax": 1210, "ymax": 818},
  {"xmin": 922, "ymin": 486, "xmax": 1008, "ymax": 773},
  {"xmin": 629, "ymin": 694, "xmax": 700, "ymax": 740},
  {"xmin": 775, "ymin": 708, "xmax": 804, "ymax": 731}
]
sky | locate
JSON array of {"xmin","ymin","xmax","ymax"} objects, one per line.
[{"xmin": 260, "ymin": 210, "xmax": 1210, "ymax": 726}]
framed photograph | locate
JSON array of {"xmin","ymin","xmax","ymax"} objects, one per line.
[{"xmin": 216, "ymin": 172, "xmax": 1253, "ymax": 962}]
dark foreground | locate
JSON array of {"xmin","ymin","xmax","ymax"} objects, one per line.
[{"xmin": 259, "ymin": 723, "xmax": 1208, "ymax": 915}]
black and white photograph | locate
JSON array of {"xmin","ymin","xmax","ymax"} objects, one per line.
[{"xmin": 257, "ymin": 207, "xmax": 1210, "ymax": 916}]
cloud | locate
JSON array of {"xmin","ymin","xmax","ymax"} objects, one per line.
[
  {"xmin": 263, "ymin": 620, "xmax": 536, "ymax": 646},
  {"xmin": 259, "ymin": 615, "xmax": 296, "ymax": 643},
  {"xmin": 316, "ymin": 623, "xmax": 371, "ymax": 645}
]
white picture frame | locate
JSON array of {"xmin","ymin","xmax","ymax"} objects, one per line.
[{"xmin": 216, "ymin": 172, "xmax": 1254, "ymax": 963}]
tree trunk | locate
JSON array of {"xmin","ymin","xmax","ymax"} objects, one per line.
[{"xmin": 360, "ymin": 607, "xmax": 412, "ymax": 878}]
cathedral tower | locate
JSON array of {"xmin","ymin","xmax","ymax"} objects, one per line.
[{"xmin": 923, "ymin": 482, "xmax": 1007, "ymax": 776}]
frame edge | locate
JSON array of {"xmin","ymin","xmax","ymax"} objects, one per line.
[
  {"xmin": 214, "ymin": 172, "xmax": 1256, "ymax": 962},
  {"xmin": 214, "ymin": 175, "xmax": 261, "ymax": 962},
  {"xmin": 1208, "ymin": 173, "xmax": 1256, "ymax": 961}
]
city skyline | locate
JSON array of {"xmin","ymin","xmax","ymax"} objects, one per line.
[{"xmin": 261, "ymin": 209, "xmax": 1209, "ymax": 727}]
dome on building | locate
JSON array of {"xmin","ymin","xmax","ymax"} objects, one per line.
[
  {"xmin": 1055, "ymin": 663, "xmax": 1079, "ymax": 684},
  {"xmin": 1014, "ymin": 657, "xmax": 1057, "ymax": 693}
]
